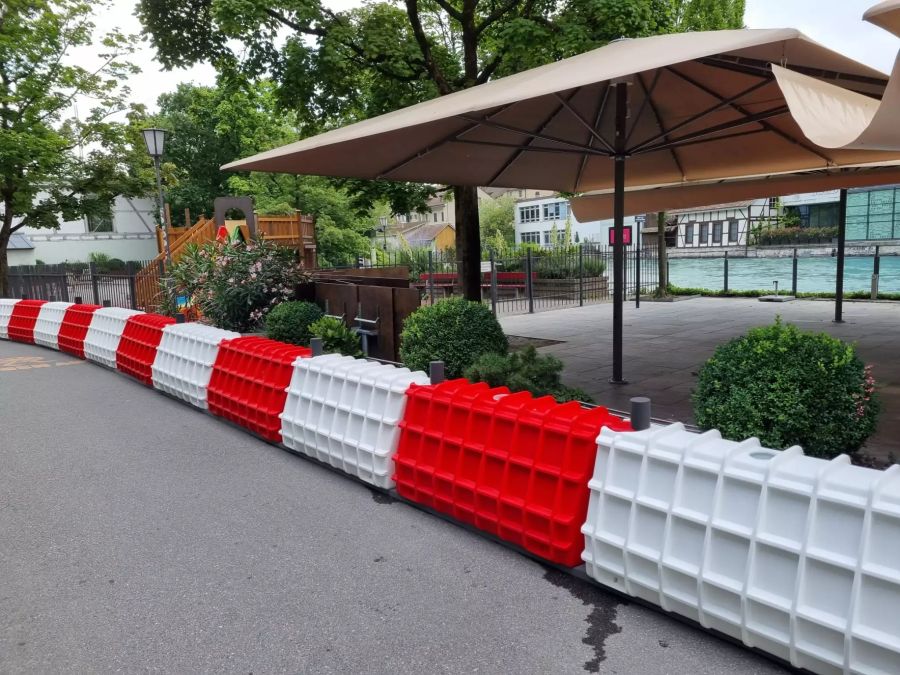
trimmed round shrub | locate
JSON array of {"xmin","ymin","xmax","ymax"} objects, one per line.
[
  {"xmin": 693, "ymin": 318, "xmax": 879, "ymax": 459},
  {"xmin": 400, "ymin": 297, "xmax": 508, "ymax": 378},
  {"xmin": 265, "ymin": 300, "xmax": 324, "ymax": 346}
]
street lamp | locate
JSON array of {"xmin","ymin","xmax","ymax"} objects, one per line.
[{"xmin": 142, "ymin": 128, "xmax": 171, "ymax": 263}]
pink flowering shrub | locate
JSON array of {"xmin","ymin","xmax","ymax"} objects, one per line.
[
  {"xmin": 165, "ymin": 240, "xmax": 307, "ymax": 332},
  {"xmin": 693, "ymin": 317, "xmax": 880, "ymax": 459}
]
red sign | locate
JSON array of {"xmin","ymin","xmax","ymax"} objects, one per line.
[{"xmin": 608, "ymin": 225, "xmax": 633, "ymax": 245}]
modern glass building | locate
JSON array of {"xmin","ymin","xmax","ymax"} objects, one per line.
[{"xmin": 846, "ymin": 185, "xmax": 900, "ymax": 240}]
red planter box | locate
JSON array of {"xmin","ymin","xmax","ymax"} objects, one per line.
[
  {"xmin": 115, "ymin": 313, "xmax": 177, "ymax": 386},
  {"xmin": 394, "ymin": 379, "xmax": 632, "ymax": 566},
  {"xmin": 207, "ymin": 336, "xmax": 311, "ymax": 442},
  {"xmin": 57, "ymin": 304, "xmax": 103, "ymax": 358},
  {"xmin": 7, "ymin": 299, "xmax": 48, "ymax": 344}
]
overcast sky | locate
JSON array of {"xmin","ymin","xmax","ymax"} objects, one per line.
[{"xmin": 89, "ymin": 0, "xmax": 898, "ymax": 112}]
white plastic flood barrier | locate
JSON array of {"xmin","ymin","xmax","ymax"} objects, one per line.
[
  {"xmin": 280, "ymin": 354, "xmax": 430, "ymax": 488},
  {"xmin": 151, "ymin": 322, "xmax": 240, "ymax": 408},
  {"xmin": 0, "ymin": 298, "xmax": 17, "ymax": 339},
  {"xmin": 581, "ymin": 423, "xmax": 900, "ymax": 675},
  {"xmin": 83, "ymin": 307, "xmax": 144, "ymax": 369},
  {"xmin": 32, "ymin": 301, "xmax": 74, "ymax": 350}
]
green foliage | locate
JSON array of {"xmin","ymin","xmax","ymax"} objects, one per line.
[
  {"xmin": 165, "ymin": 239, "xmax": 307, "ymax": 331},
  {"xmin": 265, "ymin": 301, "xmax": 324, "ymax": 346},
  {"xmin": 465, "ymin": 346, "xmax": 595, "ymax": 403},
  {"xmin": 88, "ymin": 252, "xmax": 126, "ymax": 274},
  {"xmin": 309, "ymin": 316, "xmax": 364, "ymax": 358},
  {"xmin": 693, "ymin": 318, "xmax": 879, "ymax": 458},
  {"xmin": 400, "ymin": 297, "xmax": 508, "ymax": 377},
  {"xmin": 0, "ymin": 0, "xmax": 151, "ymax": 295},
  {"xmin": 754, "ymin": 226, "xmax": 838, "ymax": 246},
  {"xmin": 480, "ymin": 195, "xmax": 516, "ymax": 247}
]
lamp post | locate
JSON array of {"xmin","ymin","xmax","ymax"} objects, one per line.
[{"xmin": 142, "ymin": 128, "xmax": 171, "ymax": 264}]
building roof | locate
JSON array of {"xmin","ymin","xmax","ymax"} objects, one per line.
[
  {"xmin": 8, "ymin": 233, "xmax": 34, "ymax": 250},
  {"xmin": 404, "ymin": 222, "xmax": 453, "ymax": 246}
]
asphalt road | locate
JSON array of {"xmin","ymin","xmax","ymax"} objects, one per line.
[{"xmin": 0, "ymin": 339, "xmax": 788, "ymax": 674}]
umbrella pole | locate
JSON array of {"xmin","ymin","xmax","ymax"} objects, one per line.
[
  {"xmin": 834, "ymin": 188, "xmax": 847, "ymax": 323},
  {"xmin": 611, "ymin": 80, "xmax": 629, "ymax": 384}
]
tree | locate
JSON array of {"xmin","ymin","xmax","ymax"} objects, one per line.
[
  {"xmin": 479, "ymin": 194, "xmax": 515, "ymax": 246},
  {"xmin": 0, "ymin": 0, "xmax": 149, "ymax": 295},
  {"xmin": 138, "ymin": 0, "xmax": 745, "ymax": 298}
]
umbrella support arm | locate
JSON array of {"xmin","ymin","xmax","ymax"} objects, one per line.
[{"xmin": 611, "ymin": 80, "xmax": 629, "ymax": 385}]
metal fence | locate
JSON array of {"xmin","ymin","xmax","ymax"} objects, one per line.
[
  {"xmin": 7, "ymin": 261, "xmax": 162, "ymax": 310},
  {"xmin": 8, "ymin": 243, "xmax": 661, "ymax": 317},
  {"xmin": 368, "ymin": 243, "xmax": 659, "ymax": 315}
]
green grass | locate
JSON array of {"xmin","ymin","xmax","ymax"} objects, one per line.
[{"xmin": 667, "ymin": 284, "xmax": 900, "ymax": 301}]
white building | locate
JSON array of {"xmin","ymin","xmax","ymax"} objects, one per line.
[
  {"xmin": 514, "ymin": 195, "xmax": 640, "ymax": 247},
  {"xmin": 671, "ymin": 198, "xmax": 776, "ymax": 249},
  {"xmin": 9, "ymin": 195, "xmax": 159, "ymax": 266}
]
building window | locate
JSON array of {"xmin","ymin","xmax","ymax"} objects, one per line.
[
  {"xmin": 543, "ymin": 231, "xmax": 552, "ymax": 245},
  {"xmin": 728, "ymin": 219, "xmax": 739, "ymax": 243},
  {"xmin": 87, "ymin": 209, "xmax": 114, "ymax": 233},
  {"xmin": 699, "ymin": 222, "xmax": 709, "ymax": 245},
  {"xmin": 519, "ymin": 205, "xmax": 540, "ymax": 223},
  {"xmin": 521, "ymin": 231, "xmax": 540, "ymax": 244},
  {"xmin": 712, "ymin": 221, "xmax": 723, "ymax": 244},
  {"xmin": 768, "ymin": 197, "xmax": 778, "ymax": 211},
  {"xmin": 543, "ymin": 201, "xmax": 567, "ymax": 221},
  {"xmin": 684, "ymin": 222, "xmax": 694, "ymax": 246}
]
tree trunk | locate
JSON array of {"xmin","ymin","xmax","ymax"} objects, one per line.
[
  {"xmin": 454, "ymin": 184, "xmax": 481, "ymax": 301},
  {"xmin": 656, "ymin": 210, "xmax": 668, "ymax": 297},
  {"xmin": 0, "ymin": 200, "xmax": 14, "ymax": 298}
]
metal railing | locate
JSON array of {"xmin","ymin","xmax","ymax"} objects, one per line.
[
  {"xmin": 7, "ymin": 261, "xmax": 162, "ymax": 310},
  {"xmin": 364, "ymin": 243, "xmax": 659, "ymax": 315}
]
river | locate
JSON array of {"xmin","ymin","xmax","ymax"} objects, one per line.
[{"xmin": 668, "ymin": 255, "xmax": 900, "ymax": 294}]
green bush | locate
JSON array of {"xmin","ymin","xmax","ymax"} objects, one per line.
[
  {"xmin": 266, "ymin": 301, "xmax": 324, "ymax": 346},
  {"xmin": 400, "ymin": 297, "xmax": 508, "ymax": 377},
  {"xmin": 693, "ymin": 318, "xmax": 879, "ymax": 459},
  {"xmin": 464, "ymin": 345, "xmax": 594, "ymax": 403},
  {"xmin": 309, "ymin": 316, "xmax": 364, "ymax": 357}
]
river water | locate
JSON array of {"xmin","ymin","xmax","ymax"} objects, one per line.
[{"xmin": 669, "ymin": 255, "xmax": 900, "ymax": 293}]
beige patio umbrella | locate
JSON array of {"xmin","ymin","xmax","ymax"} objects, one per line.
[
  {"xmin": 224, "ymin": 17, "xmax": 899, "ymax": 383},
  {"xmin": 866, "ymin": 0, "xmax": 900, "ymax": 37}
]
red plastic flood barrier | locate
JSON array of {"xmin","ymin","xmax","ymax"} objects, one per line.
[
  {"xmin": 394, "ymin": 380, "xmax": 632, "ymax": 566},
  {"xmin": 115, "ymin": 313, "xmax": 177, "ymax": 385},
  {"xmin": 207, "ymin": 336, "xmax": 311, "ymax": 442},
  {"xmin": 7, "ymin": 299, "xmax": 48, "ymax": 343},
  {"xmin": 57, "ymin": 304, "xmax": 103, "ymax": 358}
]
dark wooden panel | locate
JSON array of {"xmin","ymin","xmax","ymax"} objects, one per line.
[
  {"xmin": 315, "ymin": 283, "xmax": 359, "ymax": 325},
  {"xmin": 358, "ymin": 285, "xmax": 395, "ymax": 361},
  {"xmin": 392, "ymin": 287, "xmax": 422, "ymax": 362}
]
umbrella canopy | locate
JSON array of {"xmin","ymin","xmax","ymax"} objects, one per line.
[
  {"xmin": 571, "ymin": 163, "xmax": 900, "ymax": 220},
  {"xmin": 224, "ymin": 29, "xmax": 896, "ymax": 193},
  {"xmin": 866, "ymin": 0, "xmax": 900, "ymax": 37}
]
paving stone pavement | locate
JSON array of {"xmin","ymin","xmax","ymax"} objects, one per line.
[{"xmin": 500, "ymin": 297, "xmax": 900, "ymax": 461}]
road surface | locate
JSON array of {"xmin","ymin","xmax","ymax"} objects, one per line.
[{"xmin": 0, "ymin": 339, "xmax": 787, "ymax": 674}]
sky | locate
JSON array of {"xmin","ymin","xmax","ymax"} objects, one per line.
[{"xmin": 87, "ymin": 0, "xmax": 898, "ymax": 113}]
